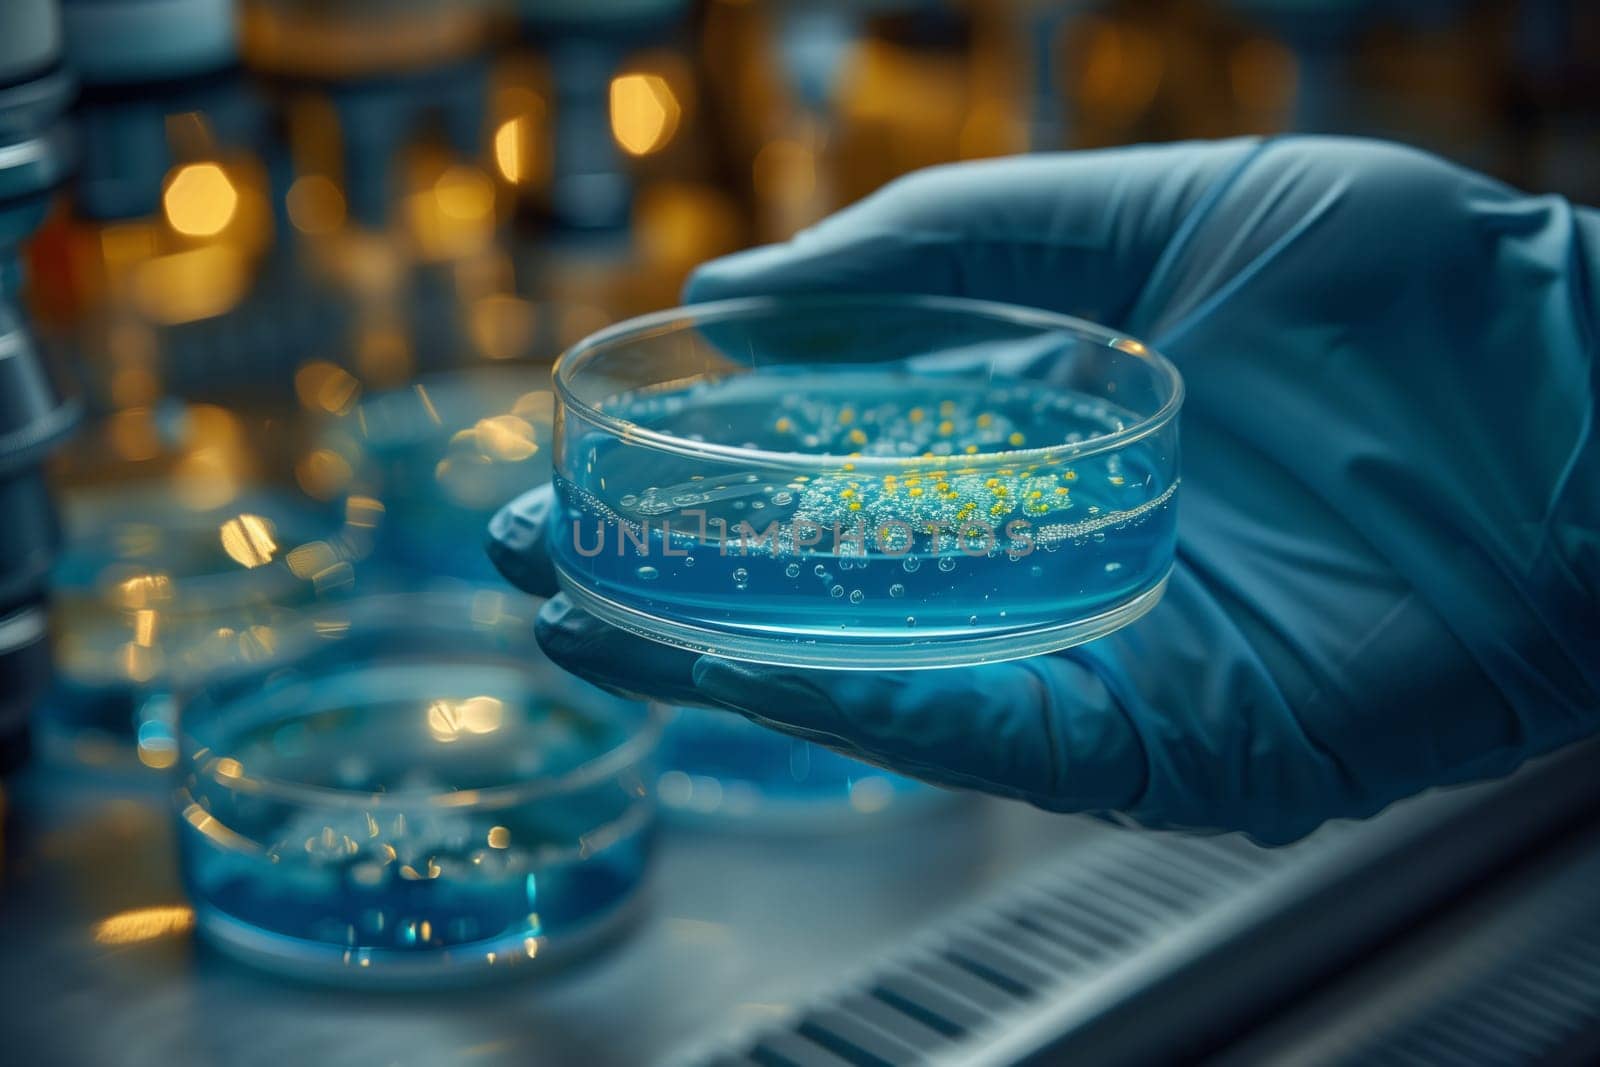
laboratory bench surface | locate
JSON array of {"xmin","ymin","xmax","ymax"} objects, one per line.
[
  {"xmin": 0, "ymin": 758, "xmax": 1100, "ymax": 1067},
  {"xmin": 6, "ymin": 737, "xmax": 1600, "ymax": 1067}
]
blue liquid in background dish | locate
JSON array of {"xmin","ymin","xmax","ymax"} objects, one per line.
[
  {"xmin": 178, "ymin": 662, "xmax": 651, "ymax": 971},
  {"xmin": 554, "ymin": 371, "xmax": 1177, "ymax": 644}
]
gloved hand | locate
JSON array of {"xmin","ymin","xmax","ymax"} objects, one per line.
[{"xmin": 491, "ymin": 136, "xmax": 1600, "ymax": 844}]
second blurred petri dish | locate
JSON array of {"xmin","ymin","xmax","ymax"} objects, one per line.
[
  {"xmin": 549, "ymin": 294, "xmax": 1183, "ymax": 669},
  {"xmin": 44, "ymin": 487, "xmax": 350, "ymax": 769},
  {"xmin": 175, "ymin": 589, "xmax": 658, "ymax": 987},
  {"xmin": 315, "ymin": 368, "xmax": 552, "ymax": 582}
]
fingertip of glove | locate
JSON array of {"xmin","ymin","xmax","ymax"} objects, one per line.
[
  {"xmin": 486, "ymin": 485, "xmax": 558, "ymax": 596},
  {"xmin": 683, "ymin": 247, "xmax": 775, "ymax": 304},
  {"xmin": 533, "ymin": 594, "xmax": 599, "ymax": 654},
  {"xmin": 684, "ymin": 241, "xmax": 848, "ymax": 304}
]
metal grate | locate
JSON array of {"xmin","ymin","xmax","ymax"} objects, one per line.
[
  {"xmin": 1250, "ymin": 836, "xmax": 1600, "ymax": 1067},
  {"xmin": 680, "ymin": 742, "xmax": 1600, "ymax": 1067},
  {"xmin": 687, "ymin": 829, "xmax": 1303, "ymax": 1067}
]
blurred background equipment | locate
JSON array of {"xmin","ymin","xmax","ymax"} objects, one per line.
[
  {"xmin": 0, "ymin": 0, "xmax": 77, "ymax": 773},
  {"xmin": 1, "ymin": 0, "xmax": 1598, "ymax": 1061}
]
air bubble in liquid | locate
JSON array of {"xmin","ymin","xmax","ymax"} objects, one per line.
[
  {"xmin": 785, "ymin": 562, "xmax": 801, "ymax": 578},
  {"xmin": 830, "ymin": 585, "xmax": 844, "ymax": 598},
  {"xmin": 889, "ymin": 583, "xmax": 905, "ymax": 598},
  {"xmin": 937, "ymin": 557, "xmax": 957, "ymax": 573},
  {"xmin": 733, "ymin": 568, "xmax": 749, "ymax": 590},
  {"xmin": 902, "ymin": 556, "xmax": 922, "ymax": 573},
  {"xmin": 849, "ymin": 590, "xmax": 864, "ymax": 604},
  {"xmin": 636, "ymin": 566, "xmax": 659, "ymax": 581}
]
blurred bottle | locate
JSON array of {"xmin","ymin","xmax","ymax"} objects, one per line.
[{"xmin": 515, "ymin": 0, "xmax": 690, "ymax": 234}]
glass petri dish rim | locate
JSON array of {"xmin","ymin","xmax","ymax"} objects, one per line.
[
  {"xmin": 176, "ymin": 591, "xmax": 663, "ymax": 813},
  {"xmin": 553, "ymin": 292, "xmax": 1184, "ymax": 471},
  {"xmin": 553, "ymin": 559, "xmax": 1172, "ymax": 670}
]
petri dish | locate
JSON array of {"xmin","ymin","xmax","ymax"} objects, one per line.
[
  {"xmin": 174, "ymin": 588, "xmax": 659, "ymax": 987},
  {"xmin": 44, "ymin": 487, "xmax": 352, "ymax": 770},
  {"xmin": 657, "ymin": 705, "xmax": 954, "ymax": 830},
  {"xmin": 549, "ymin": 294, "xmax": 1182, "ymax": 669}
]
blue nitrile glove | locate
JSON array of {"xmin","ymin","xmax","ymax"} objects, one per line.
[{"xmin": 491, "ymin": 136, "xmax": 1600, "ymax": 844}]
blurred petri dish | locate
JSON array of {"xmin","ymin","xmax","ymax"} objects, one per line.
[
  {"xmin": 656, "ymin": 705, "xmax": 953, "ymax": 830},
  {"xmin": 175, "ymin": 588, "xmax": 658, "ymax": 987},
  {"xmin": 549, "ymin": 294, "xmax": 1183, "ymax": 670},
  {"xmin": 318, "ymin": 368, "xmax": 552, "ymax": 582},
  {"xmin": 44, "ymin": 487, "xmax": 350, "ymax": 768}
]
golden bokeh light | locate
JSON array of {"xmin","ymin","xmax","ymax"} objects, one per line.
[
  {"xmin": 458, "ymin": 695, "xmax": 505, "ymax": 734},
  {"xmin": 493, "ymin": 114, "xmax": 544, "ymax": 187},
  {"xmin": 474, "ymin": 414, "xmax": 539, "ymax": 462},
  {"xmin": 133, "ymin": 245, "xmax": 251, "ymax": 324},
  {"xmin": 163, "ymin": 163, "xmax": 240, "ymax": 237},
  {"xmin": 295, "ymin": 447, "xmax": 355, "ymax": 500},
  {"xmin": 345, "ymin": 495, "xmax": 386, "ymax": 529},
  {"xmin": 132, "ymin": 609, "xmax": 158, "ymax": 648},
  {"xmin": 294, "ymin": 360, "xmax": 362, "ymax": 415},
  {"xmin": 434, "ymin": 165, "xmax": 496, "ymax": 221},
  {"xmin": 286, "ymin": 540, "xmax": 338, "ymax": 580},
  {"xmin": 427, "ymin": 695, "xmax": 505, "ymax": 742},
  {"xmin": 100, "ymin": 221, "xmax": 160, "ymax": 271},
  {"xmin": 93, "ymin": 906, "xmax": 195, "ymax": 945},
  {"xmin": 286, "ymin": 174, "xmax": 347, "ymax": 235},
  {"xmin": 635, "ymin": 183, "xmax": 742, "ymax": 268},
  {"xmin": 114, "ymin": 573, "xmax": 173, "ymax": 611},
  {"xmin": 107, "ymin": 407, "xmax": 162, "ymax": 463},
  {"xmin": 610, "ymin": 73, "xmax": 681, "ymax": 156},
  {"xmin": 172, "ymin": 446, "xmax": 241, "ymax": 510},
  {"xmin": 137, "ymin": 737, "xmax": 178, "ymax": 770},
  {"xmin": 406, "ymin": 165, "xmax": 497, "ymax": 260},
  {"xmin": 219, "ymin": 514, "xmax": 278, "ymax": 569},
  {"xmin": 118, "ymin": 641, "xmax": 161, "ymax": 683},
  {"xmin": 468, "ymin": 294, "xmax": 538, "ymax": 362}
]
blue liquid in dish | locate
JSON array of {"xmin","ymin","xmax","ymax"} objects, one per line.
[
  {"xmin": 553, "ymin": 372, "xmax": 1177, "ymax": 663},
  {"xmin": 178, "ymin": 662, "xmax": 653, "ymax": 982}
]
